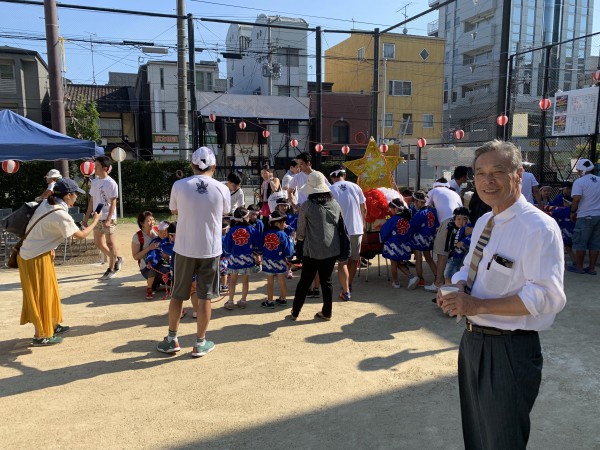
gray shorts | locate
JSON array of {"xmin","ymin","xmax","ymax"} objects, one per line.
[
  {"xmin": 349, "ymin": 234, "xmax": 363, "ymax": 260},
  {"xmin": 433, "ymin": 218, "xmax": 452, "ymax": 256},
  {"xmin": 572, "ymin": 216, "xmax": 600, "ymax": 251},
  {"xmin": 171, "ymin": 253, "xmax": 220, "ymax": 301}
]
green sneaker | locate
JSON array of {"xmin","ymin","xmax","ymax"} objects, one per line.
[
  {"xmin": 31, "ymin": 336, "xmax": 63, "ymax": 346},
  {"xmin": 157, "ymin": 337, "xmax": 180, "ymax": 354},
  {"xmin": 191, "ymin": 340, "xmax": 215, "ymax": 358}
]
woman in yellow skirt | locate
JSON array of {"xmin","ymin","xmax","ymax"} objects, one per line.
[{"xmin": 18, "ymin": 178, "xmax": 100, "ymax": 346}]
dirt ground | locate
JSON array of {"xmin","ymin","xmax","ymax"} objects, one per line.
[{"xmin": 0, "ymin": 222, "xmax": 597, "ymax": 449}]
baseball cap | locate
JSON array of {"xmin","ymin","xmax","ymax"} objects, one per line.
[
  {"xmin": 575, "ymin": 158, "xmax": 594, "ymax": 173},
  {"xmin": 53, "ymin": 178, "xmax": 85, "ymax": 194},
  {"xmin": 158, "ymin": 221, "xmax": 170, "ymax": 231},
  {"xmin": 191, "ymin": 146, "xmax": 216, "ymax": 170},
  {"xmin": 45, "ymin": 169, "xmax": 62, "ymax": 179}
]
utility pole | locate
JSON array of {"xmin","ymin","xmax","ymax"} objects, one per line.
[
  {"xmin": 44, "ymin": 0, "xmax": 68, "ymax": 177},
  {"xmin": 371, "ymin": 28, "xmax": 380, "ymax": 142},
  {"xmin": 496, "ymin": 0, "xmax": 512, "ymax": 140},
  {"xmin": 187, "ymin": 14, "xmax": 197, "ymax": 151},
  {"xmin": 315, "ymin": 26, "xmax": 322, "ymax": 169},
  {"xmin": 177, "ymin": 0, "xmax": 189, "ymax": 160}
]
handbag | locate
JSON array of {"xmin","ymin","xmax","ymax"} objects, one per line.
[{"xmin": 7, "ymin": 209, "xmax": 59, "ymax": 269}]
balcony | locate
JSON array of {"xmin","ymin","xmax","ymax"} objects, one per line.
[{"xmin": 428, "ymin": 20, "xmax": 439, "ymax": 36}]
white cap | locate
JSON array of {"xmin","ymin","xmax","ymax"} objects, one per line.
[
  {"xmin": 157, "ymin": 221, "xmax": 170, "ymax": 231},
  {"xmin": 45, "ymin": 169, "xmax": 62, "ymax": 179},
  {"xmin": 191, "ymin": 146, "xmax": 216, "ymax": 170},
  {"xmin": 575, "ymin": 158, "xmax": 594, "ymax": 173}
]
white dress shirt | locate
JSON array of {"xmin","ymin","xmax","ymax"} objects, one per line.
[{"xmin": 452, "ymin": 196, "xmax": 566, "ymax": 331}]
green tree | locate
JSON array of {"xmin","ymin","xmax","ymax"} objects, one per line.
[{"xmin": 67, "ymin": 99, "xmax": 101, "ymax": 142}]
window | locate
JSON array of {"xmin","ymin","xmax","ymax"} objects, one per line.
[
  {"xmin": 98, "ymin": 118, "xmax": 122, "ymax": 137},
  {"xmin": 388, "ymin": 80, "xmax": 412, "ymax": 96},
  {"xmin": 229, "ymin": 77, "xmax": 234, "ymax": 88},
  {"xmin": 279, "ymin": 120, "xmax": 299, "ymax": 134},
  {"xmin": 452, "ymin": 91, "xmax": 457, "ymax": 102},
  {"xmin": 277, "ymin": 86, "xmax": 299, "ymax": 97},
  {"xmin": 160, "ymin": 68, "xmax": 164, "ymax": 89},
  {"xmin": 357, "ymin": 47, "xmax": 365, "ymax": 61},
  {"xmin": 383, "ymin": 43, "xmax": 395, "ymax": 59},
  {"xmin": 332, "ymin": 121, "xmax": 350, "ymax": 144},
  {"xmin": 161, "ymin": 110, "xmax": 166, "ymax": 131},
  {"xmin": 196, "ymin": 71, "xmax": 213, "ymax": 91},
  {"xmin": 242, "ymin": 66, "xmax": 245, "ymax": 76},
  {"xmin": 279, "ymin": 48, "xmax": 299, "ymax": 67},
  {"xmin": 443, "ymin": 91, "xmax": 448, "ymax": 104},
  {"xmin": 401, "ymin": 114, "xmax": 413, "ymax": 135},
  {"xmin": 0, "ymin": 62, "xmax": 15, "ymax": 93},
  {"xmin": 384, "ymin": 113, "xmax": 393, "ymax": 127},
  {"xmin": 239, "ymin": 36, "xmax": 250, "ymax": 51},
  {"xmin": 423, "ymin": 114, "xmax": 434, "ymax": 128}
]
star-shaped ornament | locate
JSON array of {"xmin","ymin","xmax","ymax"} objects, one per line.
[{"xmin": 343, "ymin": 137, "xmax": 404, "ymax": 191}]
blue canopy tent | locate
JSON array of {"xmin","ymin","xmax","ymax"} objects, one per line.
[{"xmin": 0, "ymin": 110, "xmax": 102, "ymax": 161}]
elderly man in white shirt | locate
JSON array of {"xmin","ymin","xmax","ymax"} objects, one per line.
[{"xmin": 438, "ymin": 140, "xmax": 566, "ymax": 450}]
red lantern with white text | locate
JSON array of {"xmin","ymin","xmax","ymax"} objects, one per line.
[
  {"xmin": 593, "ymin": 70, "xmax": 600, "ymax": 84},
  {"xmin": 380, "ymin": 144, "xmax": 388, "ymax": 153},
  {"xmin": 416, "ymin": 138, "xmax": 427, "ymax": 149},
  {"xmin": 314, "ymin": 143, "xmax": 323, "ymax": 153},
  {"xmin": 539, "ymin": 98, "xmax": 551, "ymax": 111},
  {"xmin": 496, "ymin": 114, "xmax": 509, "ymax": 126},
  {"xmin": 341, "ymin": 145, "xmax": 350, "ymax": 155},
  {"xmin": 290, "ymin": 139, "xmax": 299, "ymax": 148},
  {"xmin": 262, "ymin": 130, "xmax": 270, "ymax": 138},
  {"xmin": 208, "ymin": 113, "xmax": 216, "ymax": 122},
  {"xmin": 80, "ymin": 161, "xmax": 95, "ymax": 176},
  {"xmin": 453, "ymin": 129, "xmax": 465, "ymax": 140},
  {"xmin": 239, "ymin": 120, "xmax": 246, "ymax": 130},
  {"xmin": 2, "ymin": 160, "xmax": 19, "ymax": 174}
]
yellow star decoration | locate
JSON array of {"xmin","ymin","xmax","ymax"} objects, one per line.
[{"xmin": 343, "ymin": 137, "xmax": 404, "ymax": 191}]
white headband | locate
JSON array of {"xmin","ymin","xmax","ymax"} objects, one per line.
[
  {"xmin": 433, "ymin": 182, "xmax": 449, "ymax": 188},
  {"xmin": 232, "ymin": 211, "xmax": 250, "ymax": 222},
  {"xmin": 330, "ymin": 169, "xmax": 346, "ymax": 177}
]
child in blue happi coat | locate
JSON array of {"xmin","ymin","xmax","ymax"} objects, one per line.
[
  {"xmin": 275, "ymin": 197, "xmax": 297, "ymax": 278},
  {"xmin": 145, "ymin": 221, "xmax": 173, "ymax": 297},
  {"xmin": 260, "ymin": 211, "xmax": 294, "ymax": 309},
  {"xmin": 223, "ymin": 206, "xmax": 261, "ymax": 310},
  {"xmin": 219, "ymin": 218, "xmax": 231, "ymax": 294},
  {"xmin": 380, "ymin": 199, "xmax": 420, "ymax": 290},
  {"xmin": 545, "ymin": 205, "xmax": 576, "ymax": 266},
  {"xmin": 410, "ymin": 190, "xmax": 439, "ymax": 287},
  {"xmin": 443, "ymin": 207, "xmax": 473, "ymax": 283}
]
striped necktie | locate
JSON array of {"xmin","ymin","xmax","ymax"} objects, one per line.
[{"xmin": 465, "ymin": 215, "xmax": 495, "ymax": 294}]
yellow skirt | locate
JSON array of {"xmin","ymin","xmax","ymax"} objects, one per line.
[{"xmin": 18, "ymin": 251, "xmax": 62, "ymax": 338}]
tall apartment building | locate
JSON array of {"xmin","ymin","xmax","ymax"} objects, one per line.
[
  {"xmin": 431, "ymin": 0, "xmax": 595, "ymax": 142},
  {"xmin": 325, "ymin": 33, "xmax": 445, "ymax": 148}
]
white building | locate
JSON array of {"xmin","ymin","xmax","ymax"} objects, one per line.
[{"xmin": 135, "ymin": 60, "xmax": 226, "ymax": 160}]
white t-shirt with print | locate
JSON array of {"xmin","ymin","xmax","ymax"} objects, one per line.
[
  {"xmin": 572, "ymin": 174, "xmax": 600, "ymax": 217},
  {"xmin": 427, "ymin": 187, "xmax": 463, "ymax": 223},
  {"xmin": 521, "ymin": 172, "xmax": 539, "ymax": 204},
  {"xmin": 169, "ymin": 175, "xmax": 230, "ymax": 258},
  {"xmin": 330, "ymin": 180, "xmax": 366, "ymax": 236},
  {"xmin": 90, "ymin": 176, "xmax": 119, "ymax": 220}
]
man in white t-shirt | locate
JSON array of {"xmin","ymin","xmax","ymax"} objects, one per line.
[
  {"xmin": 84, "ymin": 155, "xmax": 122, "ymax": 280},
  {"xmin": 287, "ymin": 152, "xmax": 314, "ymax": 208},
  {"xmin": 449, "ymin": 166, "xmax": 469, "ymax": 196},
  {"xmin": 157, "ymin": 146, "xmax": 230, "ymax": 358},
  {"xmin": 425, "ymin": 178, "xmax": 463, "ymax": 292},
  {"xmin": 281, "ymin": 160, "xmax": 299, "ymax": 205},
  {"xmin": 521, "ymin": 168, "xmax": 542, "ymax": 204},
  {"xmin": 35, "ymin": 169, "xmax": 62, "ymax": 202},
  {"xmin": 329, "ymin": 165, "xmax": 367, "ymax": 301},
  {"xmin": 222, "ymin": 171, "xmax": 245, "ymax": 214},
  {"xmin": 569, "ymin": 158, "xmax": 600, "ymax": 275}
]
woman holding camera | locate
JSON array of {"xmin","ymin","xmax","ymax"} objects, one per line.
[{"xmin": 18, "ymin": 179, "xmax": 100, "ymax": 346}]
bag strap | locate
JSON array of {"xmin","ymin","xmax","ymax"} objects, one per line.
[{"xmin": 22, "ymin": 209, "xmax": 60, "ymax": 241}]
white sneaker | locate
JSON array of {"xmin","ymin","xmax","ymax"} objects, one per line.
[
  {"xmin": 423, "ymin": 283, "xmax": 439, "ymax": 293},
  {"xmin": 391, "ymin": 281, "xmax": 401, "ymax": 289},
  {"xmin": 407, "ymin": 276, "xmax": 419, "ymax": 290}
]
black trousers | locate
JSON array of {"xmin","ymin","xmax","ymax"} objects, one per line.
[
  {"xmin": 292, "ymin": 256, "xmax": 337, "ymax": 318},
  {"xmin": 458, "ymin": 330, "xmax": 543, "ymax": 450}
]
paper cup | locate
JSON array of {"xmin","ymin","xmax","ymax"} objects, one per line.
[{"xmin": 439, "ymin": 286, "xmax": 462, "ymax": 323}]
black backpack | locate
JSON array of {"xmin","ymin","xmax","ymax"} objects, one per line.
[{"xmin": 0, "ymin": 202, "xmax": 41, "ymax": 238}]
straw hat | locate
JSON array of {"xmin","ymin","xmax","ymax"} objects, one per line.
[{"xmin": 299, "ymin": 171, "xmax": 331, "ymax": 196}]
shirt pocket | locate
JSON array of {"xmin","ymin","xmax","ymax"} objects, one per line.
[{"xmin": 483, "ymin": 258, "xmax": 514, "ymax": 295}]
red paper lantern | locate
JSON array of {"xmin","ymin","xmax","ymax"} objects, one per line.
[
  {"xmin": 416, "ymin": 138, "xmax": 427, "ymax": 149},
  {"xmin": 208, "ymin": 113, "xmax": 216, "ymax": 122},
  {"xmin": 262, "ymin": 130, "xmax": 270, "ymax": 138},
  {"xmin": 539, "ymin": 98, "xmax": 551, "ymax": 111},
  {"xmin": 380, "ymin": 143, "xmax": 388, "ymax": 153},
  {"xmin": 453, "ymin": 129, "xmax": 465, "ymax": 140},
  {"xmin": 314, "ymin": 143, "xmax": 323, "ymax": 153},
  {"xmin": 496, "ymin": 114, "xmax": 509, "ymax": 126},
  {"xmin": 2, "ymin": 160, "xmax": 19, "ymax": 174},
  {"xmin": 341, "ymin": 145, "xmax": 350, "ymax": 155},
  {"xmin": 593, "ymin": 70, "xmax": 600, "ymax": 84},
  {"xmin": 239, "ymin": 120, "xmax": 246, "ymax": 130},
  {"xmin": 290, "ymin": 139, "xmax": 299, "ymax": 148},
  {"xmin": 80, "ymin": 161, "xmax": 95, "ymax": 176}
]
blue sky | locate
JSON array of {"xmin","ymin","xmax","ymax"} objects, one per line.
[{"xmin": 0, "ymin": 0, "xmax": 598, "ymax": 85}]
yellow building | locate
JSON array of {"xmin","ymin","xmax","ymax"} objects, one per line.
[{"xmin": 325, "ymin": 33, "xmax": 445, "ymax": 146}]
